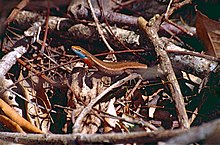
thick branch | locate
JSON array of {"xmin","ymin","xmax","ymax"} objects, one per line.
[
  {"xmin": 138, "ymin": 17, "xmax": 189, "ymax": 128},
  {"xmin": 1, "ymin": 118, "xmax": 220, "ymax": 144}
]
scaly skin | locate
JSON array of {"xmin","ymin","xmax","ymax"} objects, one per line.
[{"xmin": 72, "ymin": 46, "xmax": 163, "ymax": 80}]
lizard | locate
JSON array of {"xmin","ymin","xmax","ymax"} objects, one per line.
[{"xmin": 71, "ymin": 46, "xmax": 164, "ymax": 81}]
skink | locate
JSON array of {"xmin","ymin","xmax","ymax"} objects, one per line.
[{"xmin": 71, "ymin": 46, "xmax": 163, "ymax": 80}]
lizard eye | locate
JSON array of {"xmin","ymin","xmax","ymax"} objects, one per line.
[{"xmin": 75, "ymin": 47, "xmax": 81, "ymax": 52}]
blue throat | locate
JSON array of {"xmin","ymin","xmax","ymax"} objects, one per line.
[{"xmin": 72, "ymin": 48, "xmax": 87, "ymax": 59}]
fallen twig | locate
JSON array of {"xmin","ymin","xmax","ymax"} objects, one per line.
[{"xmin": 138, "ymin": 16, "xmax": 189, "ymax": 128}]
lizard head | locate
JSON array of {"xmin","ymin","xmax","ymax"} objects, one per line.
[
  {"xmin": 71, "ymin": 46, "xmax": 93, "ymax": 68},
  {"xmin": 71, "ymin": 46, "xmax": 88, "ymax": 59}
]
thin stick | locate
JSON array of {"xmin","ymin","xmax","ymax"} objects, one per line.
[
  {"xmin": 40, "ymin": 0, "xmax": 50, "ymax": 53},
  {"xmin": 87, "ymin": 0, "xmax": 116, "ymax": 60},
  {"xmin": 165, "ymin": 0, "xmax": 173, "ymax": 19}
]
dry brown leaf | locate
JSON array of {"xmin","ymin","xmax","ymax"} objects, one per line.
[
  {"xmin": 196, "ymin": 10, "xmax": 220, "ymax": 57},
  {"xmin": 69, "ymin": 65, "xmax": 110, "ymax": 133},
  {"xmin": 104, "ymin": 98, "xmax": 118, "ymax": 133},
  {"xmin": 18, "ymin": 71, "xmax": 51, "ymax": 133}
]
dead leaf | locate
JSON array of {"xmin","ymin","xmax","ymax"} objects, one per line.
[
  {"xmin": 104, "ymin": 98, "xmax": 118, "ymax": 133},
  {"xmin": 69, "ymin": 64, "xmax": 111, "ymax": 134},
  {"xmin": 196, "ymin": 10, "xmax": 220, "ymax": 57},
  {"xmin": 18, "ymin": 71, "xmax": 51, "ymax": 133}
]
